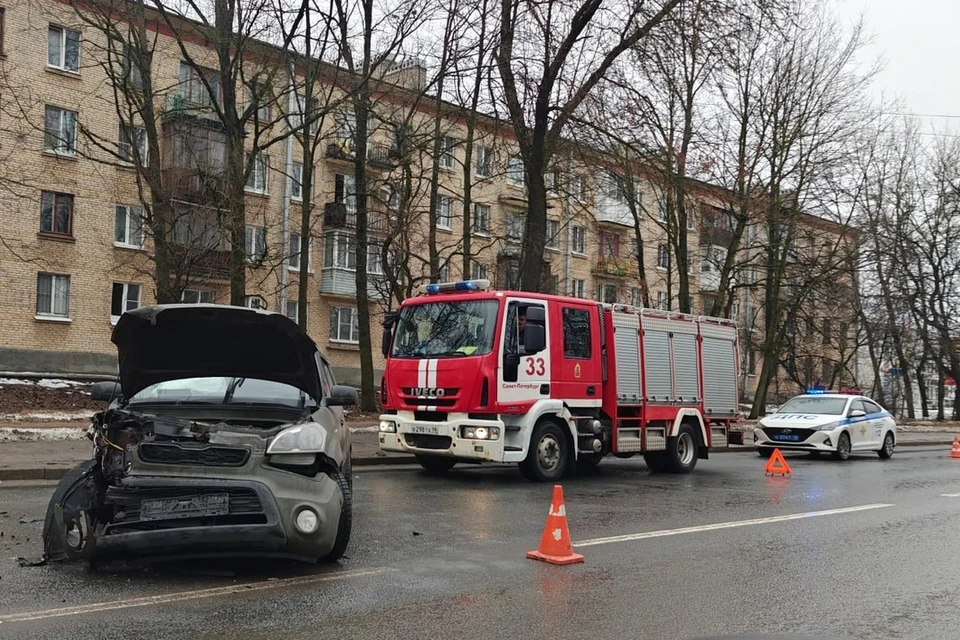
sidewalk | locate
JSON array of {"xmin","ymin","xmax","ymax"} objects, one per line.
[{"xmin": 1, "ymin": 429, "xmax": 956, "ymax": 482}]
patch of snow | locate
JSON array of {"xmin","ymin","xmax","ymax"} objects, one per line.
[
  {"xmin": 0, "ymin": 378, "xmax": 32, "ymax": 386},
  {"xmin": 36, "ymin": 379, "xmax": 88, "ymax": 389},
  {"xmin": 349, "ymin": 425, "xmax": 379, "ymax": 434},
  {"xmin": 0, "ymin": 426, "xmax": 90, "ymax": 442},
  {"xmin": 0, "ymin": 410, "xmax": 92, "ymax": 422}
]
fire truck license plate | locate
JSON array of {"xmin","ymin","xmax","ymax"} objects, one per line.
[{"xmin": 410, "ymin": 424, "xmax": 441, "ymax": 435}]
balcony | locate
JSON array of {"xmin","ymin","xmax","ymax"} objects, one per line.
[
  {"xmin": 319, "ymin": 268, "xmax": 385, "ymax": 300},
  {"xmin": 162, "ymin": 168, "xmax": 227, "ymax": 205},
  {"xmin": 699, "ymin": 269, "xmax": 721, "ymax": 292},
  {"xmin": 323, "ymin": 202, "xmax": 390, "ymax": 234},
  {"xmin": 592, "ymin": 256, "xmax": 638, "ymax": 278},
  {"xmin": 700, "ymin": 225, "xmax": 735, "ymax": 249},
  {"xmin": 325, "ymin": 141, "xmax": 396, "ymax": 171},
  {"xmin": 171, "ymin": 247, "xmax": 232, "ymax": 281},
  {"xmin": 595, "ymin": 195, "xmax": 634, "ymax": 227}
]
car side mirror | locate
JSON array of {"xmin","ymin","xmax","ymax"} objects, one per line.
[
  {"xmin": 325, "ymin": 384, "xmax": 358, "ymax": 407},
  {"xmin": 524, "ymin": 324, "xmax": 546, "ymax": 354},
  {"xmin": 91, "ymin": 381, "xmax": 122, "ymax": 403},
  {"xmin": 849, "ymin": 409, "xmax": 866, "ymax": 418}
]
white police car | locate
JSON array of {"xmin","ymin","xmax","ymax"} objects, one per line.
[{"xmin": 754, "ymin": 390, "xmax": 897, "ymax": 461}]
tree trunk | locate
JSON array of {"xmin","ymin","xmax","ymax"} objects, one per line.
[
  {"xmin": 915, "ymin": 365, "xmax": 928, "ymax": 419},
  {"xmin": 519, "ymin": 147, "xmax": 548, "ymax": 291}
]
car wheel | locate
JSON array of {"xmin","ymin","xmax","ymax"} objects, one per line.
[
  {"xmin": 416, "ymin": 455, "xmax": 457, "ymax": 474},
  {"xmin": 519, "ymin": 421, "xmax": 569, "ymax": 482},
  {"xmin": 757, "ymin": 447, "xmax": 774, "ymax": 458},
  {"xmin": 665, "ymin": 424, "xmax": 699, "ymax": 473},
  {"xmin": 643, "ymin": 451, "xmax": 670, "ymax": 473},
  {"xmin": 878, "ymin": 432, "xmax": 895, "ymax": 459},
  {"xmin": 322, "ymin": 472, "xmax": 352, "ymax": 562},
  {"xmin": 576, "ymin": 452, "xmax": 604, "ymax": 473},
  {"xmin": 832, "ymin": 432, "xmax": 852, "ymax": 461}
]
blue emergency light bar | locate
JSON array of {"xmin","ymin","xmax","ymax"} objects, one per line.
[
  {"xmin": 419, "ymin": 279, "xmax": 491, "ymax": 295},
  {"xmin": 805, "ymin": 387, "xmax": 828, "ymax": 395}
]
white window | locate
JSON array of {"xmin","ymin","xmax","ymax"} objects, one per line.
[
  {"xmin": 658, "ymin": 198, "xmax": 668, "ymax": 221},
  {"xmin": 36, "ymin": 273, "xmax": 70, "ymax": 319},
  {"xmin": 245, "ymin": 153, "xmax": 268, "ymax": 194},
  {"xmin": 630, "ymin": 287, "xmax": 641, "ymax": 307},
  {"xmin": 598, "ymin": 283, "xmax": 618, "ymax": 304},
  {"xmin": 572, "ymin": 225, "xmax": 586, "ymax": 255},
  {"xmin": 506, "ymin": 212, "xmax": 525, "ymax": 243},
  {"xmin": 379, "ymin": 185, "xmax": 399, "ymax": 214},
  {"xmin": 687, "ymin": 210, "xmax": 695, "ymax": 230},
  {"xmin": 657, "ymin": 291, "xmax": 669, "ymax": 310},
  {"xmin": 118, "ymin": 123, "xmax": 147, "ymax": 165},
  {"xmin": 181, "ymin": 289, "xmax": 215, "ymax": 304},
  {"xmin": 367, "ymin": 242, "xmax": 383, "ymax": 275},
  {"xmin": 121, "ymin": 45, "xmax": 144, "ymax": 90},
  {"xmin": 437, "ymin": 264, "xmax": 450, "ymax": 282},
  {"xmin": 507, "ymin": 155, "xmax": 524, "ymax": 185},
  {"xmin": 244, "ymin": 295, "xmax": 267, "ymax": 310},
  {"xmin": 290, "ymin": 93, "xmax": 319, "ymax": 134},
  {"xmin": 436, "ymin": 195, "xmax": 452, "ymax": 230},
  {"xmin": 702, "ymin": 246, "xmax": 724, "ymax": 273},
  {"xmin": 324, "ymin": 233, "xmax": 356, "ymax": 270},
  {"xmin": 330, "ymin": 306, "xmax": 359, "ymax": 343},
  {"xmin": 47, "ymin": 25, "xmax": 80, "ymax": 73},
  {"xmin": 602, "ymin": 171, "xmax": 627, "ymax": 203},
  {"xmin": 657, "ymin": 244, "xmax": 669, "ymax": 270},
  {"xmin": 571, "ymin": 278, "xmax": 585, "ymax": 299},
  {"xmin": 471, "ymin": 262, "xmax": 487, "ymax": 280},
  {"xmin": 438, "ymin": 136, "xmax": 456, "ymax": 170},
  {"xmin": 44, "ymin": 106, "xmax": 77, "ymax": 155},
  {"xmin": 245, "ymin": 225, "xmax": 266, "ymax": 262},
  {"xmin": 110, "ymin": 282, "xmax": 141, "ymax": 323},
  {"xmin": 179, "ymin": 63, "xmax": 221, "ymax": 109},
  {"xmin": 291, "ymin": 162, "xmax": 303, "ymax": 200},
  {"xmin": 473, "ymin": 204, "xmax": 490, "ymax": 235},
  {"xmin": 686, "ymin": 249, "xmax": 694, "ymax": 274},
  {"xmin": 475, "ymin": 146, "xmax": 491, "ymax": 178},
  {"xmin": 570, "ymin": 175, "xmax": 586, "ymax": 200},
  {"xmin": 335, "ymin": 174, "xmax": 357, "ymax": 215},
  {"xmin": 545, "ymin": 170, "xmax": 557, "ymax": 192},
  {"xmin": 285, "ymin": 300, "xmax": 307, "ymax": 322},
  {"xmin": 114, "ymin": 204, "xmax": 143, "ymax": 249},
  {"xmin": 546, "ymin": 219, "xmax": 559, "ymax": 249},
  {"xmin": 287, "ymin": 232, "xmax": 310, "ymax": 271},
  {"xmin": 247, "ymin": 81, "xmax": 271, "ymax": 121}
]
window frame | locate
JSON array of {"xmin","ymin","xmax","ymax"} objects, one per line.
[
  {"xmin": 471, "ymin": 262, "xmax": 488, "ymax": 280},
  {"xmin": 571, "ymin": 225, "xmax": 586, "ymax": 255},
  {"xmin": 506, "ymin": 155, "xmax": 524, "ymax": 186},
  {"xmin": 473, "ymin": 203, "xmax": 490, "ymax": 236},
  {"xmin": 180, "ymin": 288, "xmax": 215, "ymax": 304},
  {"xmin": 438, "ymin": 136, "xmax": 456, "ymax": 171},
  {"xmin": 244, "ymin": 225, "xmax": 267, "ymax": 263},
  {"xmin": 436, "ymin": 195, "xmax": 453, "ymax": 230},
  {"xmin": 287, "ymin": 231, "xmax": 312, "ymax": 272},
  {"xmin": 43, "ymin": 105, "xmax": 78, "ymax": 155},
  {"xmin": 475, "ymin": 145, "xmax": 492, "ymax": 178},
  {"xmin": 110, "ymin": 281, "xmax": 142, "ymax": 325},
  {"xmin": 39, "ymin": 191, "xmax": 74, "ymax": 238},
  {"xmin": 114, "ymin": 204, "xmax": 144, "ymax": 249},
  {"xmin": 562, "ymin": 307, "xmax": 592, "ymax": 359},
  {"xmin": 323, "ymin": 232, "xmax": 357, "ymax": 271},
  {"xmin": 118, "ymin": 122, "xmax": 147, "ymax": 166},
  {"xmin": 47, "ymin": 25, "xmax": 80, "ymax": 73},
  {"xmin": 330, "ymin": 306, "xmax": 360, "ymax": 343},
  {"xmin": 291, "ymin": 161, "xmax": 304, "ymax": 201},
  {"xmin": 36, "ymin": 273, "xmax": 71, "ymax": 320},
  {"xmin": 546, "ymin": 219, "xmax": 560, "ymax": 250},
  {"xmin": 657, "ymin": 291, "xmax": 669, "ymax": 310},
  {"xmin": 245, "ymin": 152, "xmax": 269, "ymax": 194},
  {"xmin": 657, "ymin": 244, "xmax": 670, "ymax": 270},
  {"xmin": 571, "ymin": 278, "xmax": 585, "ymax": 298}
]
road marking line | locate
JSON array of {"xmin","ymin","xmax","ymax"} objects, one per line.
[
  {"xmin": 0, "ymin": 567, "xmax": 389, "ymax": 624},
  {"xmin": 940, "ymin": 492, "xmax": 960, "ymax": 497},
  {"xmin": 574, "ymin": 503, "xmax": 894, "ymax": 548}
]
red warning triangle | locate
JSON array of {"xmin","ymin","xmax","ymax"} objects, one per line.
[{"xmin": 764, "ymin": 448, "xmax": 791, "ymax": 476}]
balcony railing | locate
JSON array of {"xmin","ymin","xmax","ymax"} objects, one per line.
[
  {"xmin": 323, "ymin": 202, "xmax": 390, "ymax": 234},
  {"xmin": 162, "ymin": 168, "xmax": 227, "ymax": 204},
  {"xmin": 171, "ymin": 247, "xmax": 232, "ymax": 281},
  {"xmin": 593, "ymin": 256, "xmax": 638, "ymax": 278},
  {"xmin": 325, "ymin": 141, "xmax": 396, "ymax": 170}
]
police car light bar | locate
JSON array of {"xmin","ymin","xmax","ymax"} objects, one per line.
[
  {"xmin": 417, "ymin": 279, "xmax": 491, "ymax": 295},
  {"xmin": 805, "ymin": 387, "xmax": 828, "ymax": 395}
]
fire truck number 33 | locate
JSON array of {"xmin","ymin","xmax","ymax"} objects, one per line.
[{"xmin": 525, "ymin": 357, "xmax": 546, "ymax": 376}]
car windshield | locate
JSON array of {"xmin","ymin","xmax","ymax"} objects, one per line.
[
  {"xmin": 776, "ymin": 396, "xmax": 848, "ymax": 415},
  {"xmin": 391, "ymin": 300, "xmax": 499, "ymax": 358},
  {"xmin": 127, "ymin": 377, "xmax": 311, "ymax": 408}
]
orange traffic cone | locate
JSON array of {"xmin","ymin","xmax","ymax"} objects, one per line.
[
  {"xmin": 527, "ymin": 485, "xmax": 584, "ymax": 566},
  {"xmin": 950, "ymin": 437, "xmax": 960, "ymax": 459}
]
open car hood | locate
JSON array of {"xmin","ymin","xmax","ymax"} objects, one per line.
[{"xmin": 112, "ymin": 305, "xmax": 323, "ymax": 402}]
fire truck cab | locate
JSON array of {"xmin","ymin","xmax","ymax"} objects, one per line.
[{"xmin": 378, "ymin": 280, "xmax": 740, "ymax": 482}]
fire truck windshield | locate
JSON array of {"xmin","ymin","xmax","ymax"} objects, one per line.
[{"xmin": 391, "ymin": 300, "xmax": 500, "ymax": 358}]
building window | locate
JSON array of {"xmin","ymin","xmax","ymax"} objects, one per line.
[
  {"xmin": 110, "ymin": 282, "xmax": 141, "ymax": 323},
  {"xmin": 471, "ymin": 262, "xmax": 487, "ymax": 280},
  {"xmin": 40, "ymin": 191, "xmax": 74, "ymax": 237},
  {"xmin": 506, "ymin": 212, "xmax": 525, "ymax": 243},
  {"xmin": 330, "ymin": 306, "xmax": 359, "ymax": 343},
  {"xmin": 247, "ymin": 81, "xmax": 271, "ymax": 121},
  {"xmin": 44, "ymin": 106, "xmax": 77, "ymax": 155},
  {"xmin": 473, "ymin": 204, "xmax": 490, "ymax": 235},
  {"xmin": 572, "ymin": 226, "xmax": 586, "ymax": 255},
  {"xmin": 121, "ymin": 44, "xmax": 143, "ymax": 90},
  {"xmin": 287, "ymin": 232, "xmax": 311, "ymax": 271},
  {"xmin": 245, "ymin": 295, "xmax": 267, "ymax": 310},
  {"xmin": 600, "ymin": 230, "xmax": 620, "ymax": 258},
  {"xmin": 507, "ymin": 155, "xmax": 524, "ymax": 185},
  {"xmin": 438, "ymin": 263, "xmax": 450, "ymax": 282},
  {"xmin": 173, "ymin": 204, "xmax": 223, "ymax": 250},
  {"xmin": 602, "ymin": 171, "xmax": 628, "ymax": 204},
  {"xmin": 562, "ymin": 307, "xmax": 591, "ymax": 359},
  {"xmin": 436, "ymin": 195, "xmax": 452, "ymax": 230},
  {"xmin": 245, "ymin": 153, "xmax": 268, "ymax": 194},
  {"xmin": 179, "ymin": 62, "xmax": 220, "ymax": 109},
  {"xmin": 571, "ymin": 278, "xmax": 585, "ymax": 298},
  {"xmin": 181, "ymin": 289, "xmax": 215, "ymax": 304},
  {"xmin": 658, "ymin": 198, "xmax": 668, "ymax": 221},
  {"xmin": 475, "ymin": 145, "xmax": 491, "ymax": 178},
  {"xmin": 0, "ymin": 9, "xmax": 6, "ymax": 57},
  {"xmin": 545, "ymin": 274, "xmax": 559, "ymax": 295},
  {"xmin": 545, "ymin": 170, "xmax": 558, "ymax": 192},
  {"xmin": 324, "ymin": 233, "xmax": 357, "ymax": 270},
  {"xmin": 546, "ymin": 219, "xmax": 560, "ymax": 249},
  {"xmin": 47, "ymin": 25, "xmax": 80, "ymax": 73},
  {"xmin": 334, "ymin": 174, "xmax": 357, "ymax": 215},
  {"xmin": 657, "ymin": 244, "xmax": 669, "ymax": 270},
  {"xmin": 656, "ymin": 291, "xmax": 669, "ymax": 310},
  {"xmin": 333, "ymin": 107, "xmax": 357, "ymax": 143},
  {"xmin": 630, "ymin": 287, "xmax": 641, "ymax": 307},
  {"xmin": 822, "ymin": 318, "xmax": 832, "ymax": 344},
  {"xmin": 438, "ymin": 136, "xmax": 456, "ymax": 170},
  {"xmin": 367, "ymin": 242, "xmax": 384, "ymax": 276},
  {"xmin": 291, "ymin": 93, "xmax": 319, "ymax": 134},
  {"xmin": 570, "ymin": 174, "xmax": 587, "ymax": 201},
  {"xmin": 285, "ymin": 300, "xmax": 307, "ymax": 323},
  {"xmin": 118, "ymin": 123, "xmax": 147, "ymax": 165},
  {"xmin": 114, "ymin": 204, "xmax": 143, "ymax": 248},
  {"xmin": 380, "ymin": 185, "xmax": 399, "ymax": 214},
  {"xmin": 36, "ymin": 273, "xmax": 70, "ymax": 318},
  {"xmin": 598, "ymin": 283, "xmax": 618, "ymax": 304},
  {"xmin": 291, "ymin": 162, "xmax": 303, "ymax": 200},
  {"xmin": 245, "ymin": 225, "xmax": 266, "ymax": 262}
]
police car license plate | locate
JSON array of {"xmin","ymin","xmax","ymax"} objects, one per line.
[
  {"xmin": 772, "ymin": 435, "xmax": 800, "ymax": 442},
  {"xmin": 410, "ymin": 424, "xmax": 440, "ymax": 435}
]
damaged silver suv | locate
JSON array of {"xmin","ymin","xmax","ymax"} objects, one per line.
[{"xmin": 42, "ymin": 304, "xmax": 355, "ymax": 565}]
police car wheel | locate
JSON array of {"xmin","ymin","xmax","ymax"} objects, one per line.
[
  {"xmin": 878, "ymin": 432, "xmax": 895, "ymax": 459},
  {"xmin": 832, "ymin": 432, "xmax": 852, "ymax": 461},
  {"xmin": 757, "ymin": 447, "xmax": 774, "ymax": 458}
]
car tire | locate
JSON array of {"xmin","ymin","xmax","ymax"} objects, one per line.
[
  {"xmin": 322, "ymin": 472, "xmax": 352, "ymax": 562},
  {"xmin": 416, "ymin": 455, "xmax": 457, "ymax": 474},
  {"xmin": 519, "ymin": 421, "xmax": 569, "ymax": 482},
  {"xmin": 757, "ymin": 447, "xmax": 774, "ymax": 458},
  {"xmin": 643, "ymin": 451, "xmax": 670, "ymax": 473},
  {"xmin": 664, "ymin": 424, "xmax": 699, "ymax": 473},
  {"xmin": 832, "ymin": 432, "xmax": 852, "ymax": 461},
  {"xmin": 878, "ymin": 432, "xmax": 895, "ymax": 459}
]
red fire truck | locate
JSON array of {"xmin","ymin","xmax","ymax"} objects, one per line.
[{"xmin": 378, "ymin": 280, "xmax": 740, "ymax": 481}]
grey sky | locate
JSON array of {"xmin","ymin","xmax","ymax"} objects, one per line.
[{"xmin": 839, "ymin": 0, "xmax": 960, "ymax": 131}]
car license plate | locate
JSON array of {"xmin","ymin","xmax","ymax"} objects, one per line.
[
  {"xmin": 772, "ymin": 435, "xmax": 800, "ymax": 442},
  {"xmin": 409, "ymin": 424, "xmax": 441, "ymax": 435},
  {"xmin": 141, "ymin": 494, "xmax": 229, "ymax": 521}
]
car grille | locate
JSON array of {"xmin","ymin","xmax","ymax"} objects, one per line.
[
  {"xmin": 401, "ymin": 388, "xmax": 460, "ymax": 408},
  {"xmin": 403, "ymin": 434, "xmax": 452, "ymax": 450},
  {"xmin": 104, "ymin": 486, "xmax": 266, "ymax": 533},
  {"xmin": 761, "ymin": 427, "xmax": 816, "ymax": 443},
  {"xmin": 138, "ymin": 442, "xmax": 250, "ymax": 467}
]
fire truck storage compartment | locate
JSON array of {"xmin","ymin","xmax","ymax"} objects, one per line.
[
  {"xmin": 637, "ymin": 313, "xmax": 701, "ymax": 404},
  {"xmin": 613, "ymin": 311, "xmax": 642, "ymax": 404},
  {"xmin": 700, "ymin": 320, "xmax": 739, "ymax": 418}
]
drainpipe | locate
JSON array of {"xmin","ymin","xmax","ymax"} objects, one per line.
[{"xmin": 279, "ymin": 62, "xmax": 296, "ymax": 313}]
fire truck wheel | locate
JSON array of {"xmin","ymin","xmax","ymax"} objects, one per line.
[
  {"xmin": 665, "ymin": 424, "xmax": 699, "ymax": 473},
  {"xmin": 643, "ymin": 452, "xmax": 669, "ymax": 473},
  {"xmin": 519, "ymin": 421, "xmax": 569, "ymax": 482},
  {"xmin": 416, "ymin": 455, "xmax": 458, "ymax": 474}
]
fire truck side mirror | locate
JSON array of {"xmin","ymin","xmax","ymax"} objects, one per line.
[
  {"xmin": 381, "ymin": 312, "xmax": 397, "ymax": 357},
  {"xmin": 524, "ymin": 324, "xmax": 546, "ymax": 354},
  {"xmin": 525, "ymin": 306, "xmax": 546, "ymax": 325}
]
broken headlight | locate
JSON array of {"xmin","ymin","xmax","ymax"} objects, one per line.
[{"xmin": 267, "ymin": 422, "xmax": 328, "ymax": 455}]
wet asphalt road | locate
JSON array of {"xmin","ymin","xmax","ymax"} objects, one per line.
[{"xmin": 2, "ymin": 447, "xmax": 960, "ymax": 640}]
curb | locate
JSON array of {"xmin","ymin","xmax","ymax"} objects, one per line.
[{"xmin": 710, "ymin": 440, "xmax": 955, "ymax": 454}]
